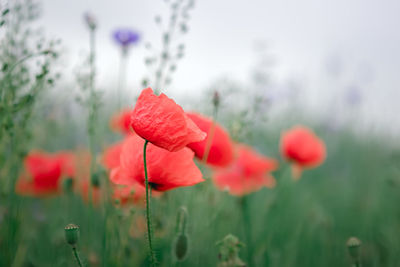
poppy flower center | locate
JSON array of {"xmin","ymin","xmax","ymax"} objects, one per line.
[{"xmin": 149, "ymin": 182, "xmax": 160, "ymax": 191}]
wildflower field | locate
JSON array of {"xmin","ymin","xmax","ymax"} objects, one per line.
[{"xmin": 1, "ymin": 1, "xmax": 399, "ymax": 266}]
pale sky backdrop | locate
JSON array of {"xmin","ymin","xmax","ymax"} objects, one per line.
[{"xmin": 38, "ymin": 0, "xmax": 400, "ymax": 136}]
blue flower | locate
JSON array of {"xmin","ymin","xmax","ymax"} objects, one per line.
[{"xmin": 113, "ymin": 29, "xmax": 140, "ymax": 47}]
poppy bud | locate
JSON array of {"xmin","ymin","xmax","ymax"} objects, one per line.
[
  {"xmin": 84, "ymin": 12, "xmax": 97, "ymax": 30},
  {"xmin": 63, "ymin": 177, "xmax": 74, "ymax": 193},
  {"xmin": 173, "ymin": 233, "xmax": 189, "ymax": 261},
  {"xmin": 346, "ymin": 237, "xmax": 362, "ymax": 261},
  {"xmin": 213, "ymin": 90, "xmax": 220, "ymax": 109},
  {"xmin": 173, "ymin": 207, "xmax": 190, "ymax": 261},
  {"xmin": 91, "ymin": 173, "xmax": 101, "ymax": 188},
  {"xmin": 64, "ymin": 224, "xmax": 79, "ymax": 246}
]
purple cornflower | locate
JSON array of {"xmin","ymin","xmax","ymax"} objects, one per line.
[{"xmin": 113, "ymin": 29, "xmax": 140, "ymax": 48}]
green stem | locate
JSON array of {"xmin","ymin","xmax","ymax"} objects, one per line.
[
  {"xmin": 72, "ymin": 246, "xmax": 84, "ymax": 267},
  {"xmin": 117, "ymin": 49, "xmax": 128, "ymax": 109},
  {"xmin": 240, "ymin": 196, "xmax": 254, "ymax": 267},
  {"xmin": 87, "ymin": 27, "xmax": 97, "ymax": 206},
  {"xmin": 143, "ymin": 140, "xmax": 157, "ymax": 266}
]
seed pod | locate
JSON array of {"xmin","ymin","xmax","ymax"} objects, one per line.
[
  {"xmin": 347, "ymin": 237, "xmax": 362, "ymax": 260},
  {"xmin": 65, "ymin": 224, "xmax": 79, "ymax": 246}
]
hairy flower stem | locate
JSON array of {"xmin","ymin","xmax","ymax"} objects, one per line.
[
  {"xmin": 143, "ymin": 140, "xmax": 157, "ymax": 266},
  {"xmin": 240, "ymin": 196, "xmax": 255, "ymax": 267},
  {"xmin": 72, "ymin": 246, "xmax": 84, "ymax": 267}
]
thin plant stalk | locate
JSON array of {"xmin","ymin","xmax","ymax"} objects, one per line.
[
  {"xmin": 143, "ymin": 140, "xmax": 157, "ymax": 266},
  {"xmin": 117, "ymin": 49, "xmax": 128, "ymax": 109},
  {"xmin": 87, "ymin": 26, "xmax": 97, "ymax": 205},
  {"xmin": 72, "ymin": 246, "xmax": 84, "ymax": 267},
  {"xmin": 153, "ymin": 1, "xmax": 182, "ymax": 93},
  {"xmin": 240, "ymin": 196, "xmax": 255, "ymax": 267}
]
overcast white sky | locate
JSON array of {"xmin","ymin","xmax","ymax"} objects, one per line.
[{"xmin": 38, "ymin": 0, "xmax": 400, "ymax": 135}]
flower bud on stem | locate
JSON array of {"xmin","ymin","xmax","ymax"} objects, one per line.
[
  {"xmin": 347, "ymin": 237, "xmax": 362, "ymax": 267},
  {"xmin": 173, "ymin": 207, "xmax": 189, "ymax": 261}
]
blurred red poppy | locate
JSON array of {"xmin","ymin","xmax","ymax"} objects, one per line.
[
  {"xmin": 104, "ymin": 143, "xmax": 149, "ymax": 205},
  {"xmin": 130, "ymin": 88, "xmax": 206, "ymax": 152},
  {"xmin": 113, "ymin": 184, "xmax": 144, "ymax": 205},
  {"xmin": 71, "ymin": 150, "xmax": 103, "ymax": 204},
  {"xmin": 213, "ymin": 145, "xmax": 278, "ymax": 196},
  {"xmin": 102, "ymin": 141, "xmax": 123, "ymax": 170},
  {"xmin": 110, "ymin": 109, "xmax": 134, "ymax": 135},
  {"xmin": 80, "ymin": 180, "xmax": 101, "ymax": 204},
  {"xmin": 280, "ymin": 125, "xmax": 326, "ymax": 179},
  {"xmin": 186, "ymin": 112, "xmax": 234, "ymax": 167},
  {"xmin": 110, "ymin": 135, "xmax": 204, "ymax": 191},
  {"xmin": 16, "ymin": 151, "xmax": 76, "ymax": 196}
]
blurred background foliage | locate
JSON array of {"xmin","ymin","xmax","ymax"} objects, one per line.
[{"xmin": 1, "ymin": 0, "xmax": 400, "ymax": 266}]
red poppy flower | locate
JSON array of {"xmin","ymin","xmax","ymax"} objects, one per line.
[
  {"xmin": 280, "ymin": 125, "xmax": 326, "ymax": 179},
  {"xmin": 130, "ymin": 88, "xmax": 206, "ymax": 152},
  {"xmin": 110, "ymin": 109, "xmax": 134, "ymax": 135},
  {"xmin": 213, "ymin": 145, "xmax": 278, "ymax": 196},
  {"xmin": 102, "ymin": 141, "xmax": 123, "ymax": 170},
  {"xmin": 110, "ymin": 135, "xmax": 204, "ymax": 191},
  {"xmin": 16, "ymin": 151, "xmax": 76, "ymax": 196},
  {"xmin": 186, "ymin": 112, "xmax": 234, "ymax": 167}
]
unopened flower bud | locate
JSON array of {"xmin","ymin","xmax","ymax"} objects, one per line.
[
  {"xmin": 91, "ymin": 173, "xmax": 100, "ymax": 188},
  {"xmin": 84, "ymin": 12, "xmax": 97, "ymax": 30},
  {"xmin": 65, "ymin": 224, "xmax": 79, "ymax": 246},
  {"xmin": 173, "ymin": 207, "xmax": 190, "ymax": 261},
  {"xmin": 173, "ymin": 233, "xmax": 189, "ymax": 261},
  {"xmin": 63, "ymin": 177, "xmax": 74, "ymax": 193},
  {"xmin": 212, "ymin": 90, "xmax": 220, "ymax": 110}
]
